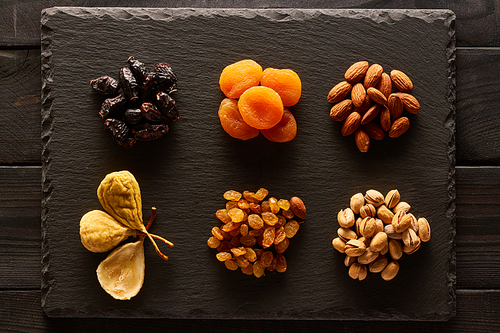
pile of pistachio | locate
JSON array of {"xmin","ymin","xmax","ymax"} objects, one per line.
[{"xmin": 332, "ymin": 189, "xmax": 431, "ymax": 281}]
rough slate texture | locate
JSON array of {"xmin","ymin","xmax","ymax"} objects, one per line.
[{"xmin": 41, "ymin": 7, "xmax": 456, "ymax": 319}]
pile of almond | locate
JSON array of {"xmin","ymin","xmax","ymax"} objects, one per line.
[{"xmin": 327, "ymin": 61, "xmax": 420, "ymax": 152}]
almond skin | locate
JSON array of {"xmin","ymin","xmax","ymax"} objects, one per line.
[
  {"xmin": 330, "ymin": 99, "xmax": 353, "ymax": 121},
  {"xmin": 341, "ymin": 112, "xmax": 362, "ymax": 136},
  {"xmin": 380, "ymin": 106, "xmax": 392, "ymax": 132},
  {"xmin": 290, "ymin": 197, "xmax": 306, "ymax": 219},
  {"xmin": 366, "ymin": 87, "xmax": 388, "ymax": 105},
  {"xmin": 387, "ymin": 93, "xmax": 404, "ymax": 121},
  {"xmin": 397, "ymin": 92, "xmax": 421, "ymax": 114},
  {"xmin": 327, "ymin": 81, "xmax": 352, "ymax": 103},
  {"xmin": 363, "ymin": 64, "xmax": 383, "ymax": 89},
  {"xmin": 361, "ymin": 104, "xmax": 381, "ymax": 125},
  {"xmin": 376, "ymin": 72, "xmax": 392, "ymax": 97},
  {"xmin": 355, "ymin": 128, "xmax": 370, "ymax": 152},
  {"xmin": 390, "ymin": 70, "xmax": 413, "ymax": 92},
  {"xmin": 352, "ymin": 95, "xmax": 373, "ymax": 115},
  {"xmin": 345, "ymin": 61, "xmax": 369, "ymax": 83},
  {"xmin": 389, "ymin": 117, "xmax": 410, "ymax": 138},
  {"xmin": 363, "ymin": 123, "xmax": 385, "ymax": 140},
  {"xmin": 351, "ymin": 83, "xmax": 366, "ymax": 107}
]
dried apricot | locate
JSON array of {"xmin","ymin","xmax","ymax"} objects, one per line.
[
  {"xmin": 238, "ymin": 86, "xmax": 284, "ymax": 129},
  {"xmin": 261, "ymin": 68, "xmax": 301, "ymax": 107},
  {"xmin": 260, "ymin": 108, "xmax": 297, "ymax": 143},
  {"xmin": 218, "ymin": 98, "xmax": 259, "ymax": 140},
  {"xmin": 219, "ymin": 59, "xmax": 262, "ymax": 98}
]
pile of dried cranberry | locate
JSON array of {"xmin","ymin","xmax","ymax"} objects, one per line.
[{"xmin": 90, "ymin": 56, "xmax": 178, "ymax": 148}]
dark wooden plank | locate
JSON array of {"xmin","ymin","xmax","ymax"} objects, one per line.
[
  {"xmin": 0, "ymin": 166, "xmax": 41, "ymax": 289},
  {"xmin": 456, "ymin": 48, "xmax": 500, "ymax": 163},
  {"xmin": 1, "ymin": 290, "xmax": 499, "ymax": 331},
  {"xmin": 0, "ymin": 49, "xmax": 41, "ymax": 164},
  {"xmin": 0, "ymin": 0, "xmax": 499, "ymax": 47},
  {"xmin": 1, "ymin": 166, "xmax": 499, "ymax": 291}
]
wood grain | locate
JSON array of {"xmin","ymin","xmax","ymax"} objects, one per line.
[
  {"xmin": 1, "ymin": 290, "xmax": 499, "ymax": 332},
  {"xmin": 0, "ymin": 0, "xmax": 499, "ymax": 47},
  {"xmin": 0, "ymin": 49, "xmax": 41, "ymax": 164},
  {"xmin": 455, "ymin": 48, "xmax": 500, "ymax": 163}
]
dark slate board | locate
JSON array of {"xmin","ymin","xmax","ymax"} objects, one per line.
[{"xmin": 41, "ymin": 7, "xmax": 456, "ymax": 320}]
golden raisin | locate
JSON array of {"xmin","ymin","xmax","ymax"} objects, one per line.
[
  {"xmin": 230, "ymin": 246, "xmax": 247, "ymax": 257},
  {"xmin": 277, "ymin": 199, "xmax": 290, "ymax": 211},
  {"xmin": 225, "ymin": 259, "xmax": 238, "ymax": 271},
  {"xmin": 275, "ymin": 237, "xmax": 290, "ymax": 254},
  {"xmin": 276, "ymin": 253, "xmax": 287, "ymax": 272},
  {"xmin": 228, "ymin": 208, "xmax": 245, "ymax": 222},
  {"xmin": 260, "ymin": 251, "xmax": 274, "ymax": 268},
  {"xmin": 224, "ymin": 189, "xmax": 242, "ymax": 201},
  {"xmin": 235, "ymin": 255, "xmax": 250, "ymax": 268},
  {"xmin": 216, "ymin": 209, "xmax": 232, "ymax": 223},
  {"xmin": 222, "ymin": 221, "xmax": 240, "ymax": 232},
  {"xmin": 262, "ymin": 212, "xmax": 278, "ymax": 226},
  {"xmin": 239, "ymin": 223, "xmax": 249, "ymax": 236},
  {"xmin": 244, "ymin": 248, "xmax": 257, "ymax": 262},
  {"xmin": 248, "ymin": 214, "xmax": 264, "ymax": 230},
  {"xmin": 216, "ymin": 252, "xmax": 232, "ymax": 261},
  {"xmin": 254, "ymin": 188, "xmax": 269, "ymax": 201},
  {"xmin": 274, "ymin": 226, "xmax": 286, "ymax": 245},
  {"xmin": 253, "ymin": 262, "xmax": 265, "ymax": 278},
  {"xmin": 207, "ymin": 236, "xmax": 221, "ymax": 249},
  {"xmin": 241, "ymin": 263, "xmax": 254, "ymax": 275},
  {"xmin": 284, "ymin": 220, "xmax": 300, "ymax": 238},
  {"xmin": 226, "ymin": 201, "xmax": 238, "ymax": 210},
  {"xmin": 262, "ymin": 227, "xmax": 275, "ymax": 248},
  {"xmin": 211, "ymin": 226, "xmax": 224, "ymax": 241},
  {"xmin": 240, "ymin": 235, "xmax": 257, "ymax": 247},
  {"xmin": 268, "ymin": 197, "xmax": 280, "ymax": 214}
]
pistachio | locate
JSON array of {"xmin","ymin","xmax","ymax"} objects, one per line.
[
  {"xmin": 384, "ymin": 224, "xmax": 403, "ymax": 240},
  {"xmin": 389, "ymin": 239, "xmax": 403, "ymax": 260},
  {"xmin": 380, "ymin": 240, "xmax": 389, "ymax": 255},
  {"xmin": 374, "ymin": 218, "xmax": 384, "ymax": 235},
  {"xmin": 381, "ymin": 261, "xmax": 399, "ymax": 281},
  {"xmin": 369, "ymin": 255, "xmax": 388, "ymax": 273},
  {"xmin": 344, "ymin": 254, "xmax": 357, "ymax": 267},
  {"xmin": 359, "ymin": 217, "xmax": 376, "ymax": 238},
  {"xmin": 355, "ymin": 217, "xmax": 363, "ymax": 235},
  {"xmin": 384, "ymin": 189, "xmax": 400, "ymax": 209},
  {"xmin": 338, "ymin": 227, "xmax": 358, "ymax": 242},
  {"xmin": 377, "ymin": 205, "xmax": 394, "ymax": 224},
  {"xmin": 402, "ymin": 228, "xmax": 420, "ymax": 248},
  {"xmin": 365, "ymin": 189, "xmax": 385, "ymax": 207},
  {"xmin": 358, "ymin": 248, "xmax": 379, "ymax": 265},
  {"xmin": 332, "ymin": 237, "xmax": 346, "ymax": 253},
  {"xmin": 345, "ymin": 239, "xmax": 367, "ymax": 257},
  {"xmin": 403, "ymin": 241, "xmax": 421, "ymax": 254},
  {"xmin": 418, "ymin": 217, "xmax": 431, "ymax": 242},
  {"xmin": 358, "ymin": 236, "xmax": 371, "ymax": 247},
  {"xmin": 338, "ymin": 208, "xmax": 355, "ymax": 228},
  {"xmin": 393, "ymin": 201, "xmax": 411, "ymax": 214},
  {"xmin": 370, "ymin": 231, "xmax": 388, "ymax": 252},
  {"xmin": 408, "ymin": 213, "xmax": 419, "ymax": 233},
  {"xmin": 350, "ymin": 193, "xmax": 365, "ymax": 214},
  {"xmin": 392, "ymin": 210, "xmax": 412, "ymax": 233},
  {"xmin": 360, "ymin": 204, "xmax": 376, "ymax": 218},
  {"xmin": 349, "ymin": 262, "xmax": 367, "ymax": 280}
]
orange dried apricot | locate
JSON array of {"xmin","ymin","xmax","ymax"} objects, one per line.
[
  {"xmin": 218, "ymin": 98, "xmax": 259, "ymax": 140},
  {"xmin": 260, "ymin": 108, "xmax": 297, "ymax": 143},
  {"xmin": 261, "ymin": 68, "xmax": 301, "ymax": 107},
  {"xmin": 238, "ymin": 86, "xmax": 284, "ymax": 129},
  {"xmin": 219, "ymin": 59, "xmax": 262, "ymax": 99}
]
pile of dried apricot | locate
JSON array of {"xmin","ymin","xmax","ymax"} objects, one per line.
[
  {"xmin": 207, "ymin": 188, "xmax": 306, "ymax": 277},
  {"xmin": 218, "ymin": 59, "xmax": 301, "ymax": 143}
]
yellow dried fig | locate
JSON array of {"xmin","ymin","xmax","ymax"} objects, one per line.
[
  {"xmin": 80, "ymin": 210, "xmax": 136, "ymax": 253},
  {"xmin": 96, "ymin": 238, "xmax": 145, "ymax": 300},
  {"xmin": 97, "ymin": 170, "xmax": 172, "ymax": 260}
]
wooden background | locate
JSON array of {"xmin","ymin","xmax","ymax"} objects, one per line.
[{"xmin": 1, "ymin": 1, "xmax": 499, "ymax": 332}]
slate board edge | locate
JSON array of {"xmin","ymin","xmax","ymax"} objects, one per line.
[{"xmin": 39, "ymin": 7, "xmax": 457, "ymax": 320}]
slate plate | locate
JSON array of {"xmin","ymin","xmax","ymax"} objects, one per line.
[{"xmin": 41, "ymin": 7, "xmax": 456, "ymax": 319}]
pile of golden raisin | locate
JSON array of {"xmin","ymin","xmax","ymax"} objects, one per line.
[
  {"xmin": 218, "ymin": 59, "xmax": 302, "ymax": 143},
  {"xmin": 207, "ymin": 188, "xmax": 306, "ymax": 277}
]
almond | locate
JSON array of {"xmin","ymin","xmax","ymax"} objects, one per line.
[
  {"xmin": 345, "ymin": 61, "xmax": 369, "ymax": 83},
  {"xmin": 389, "ymin": 117, "xmax": 410, "ymax": 138},
  {"xmin": 355, "ymin": 128, "xmax": 370, "ymax": 152},
  {"xmin": 362, "ymin": 123, "xmax": 385, "ymax": 140},
  {"xmin": 363, "ymin": 64, "xmax": 383, "ymax": 89},
  {"xmin": 387, "ymin": 93, "xmax": 404, "ymax": 121},
  {"xmin": 327, "ymin": 81, "xmax": 352, "ymax": 103},
  {"xmin": 366, "ymin": 87, "xmax": 388, "ymax": 105},
  {"xmin": 376, "ymin": 72, "xmax": 392, "ymax": 97},
  {"xmin": 351, "ymin": 83, "xmax": 366, "ymax": 107},
  {"xmin": 352, "ymin": 95, "xmax": 373, "ymax": 115},
  {"xmin": 361, "ymin": 104, "xmax": 381, "ymax": 125},
  {"xmin": 290, "ymin": 197, "xmax": 306, "ymax": 219},
  {"xmin": 380, "ymin": 106, "xmax": 392, "ymax": 132},
  {"xmin": 341, "ymin": 112, "xmax": 362, "ymax": 136},
  {"xmin": 396, "ymin": 92, "xmax": 420, "ymax": 114},
  {"xmin": 390, "ymin": 70, "xmax": 413, "ymax": 92},
  {"xmin": 330, "ymin": 99, "xmax": 353, "ymax": 121}
]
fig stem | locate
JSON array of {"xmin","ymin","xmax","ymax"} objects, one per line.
[
  {"xmin": 145, "ymin": 206, "xmax": 157, "ymax": 231},
  {"xmin": 137, "ymin": 231, "xmax": 174, "ymax": 247}
]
